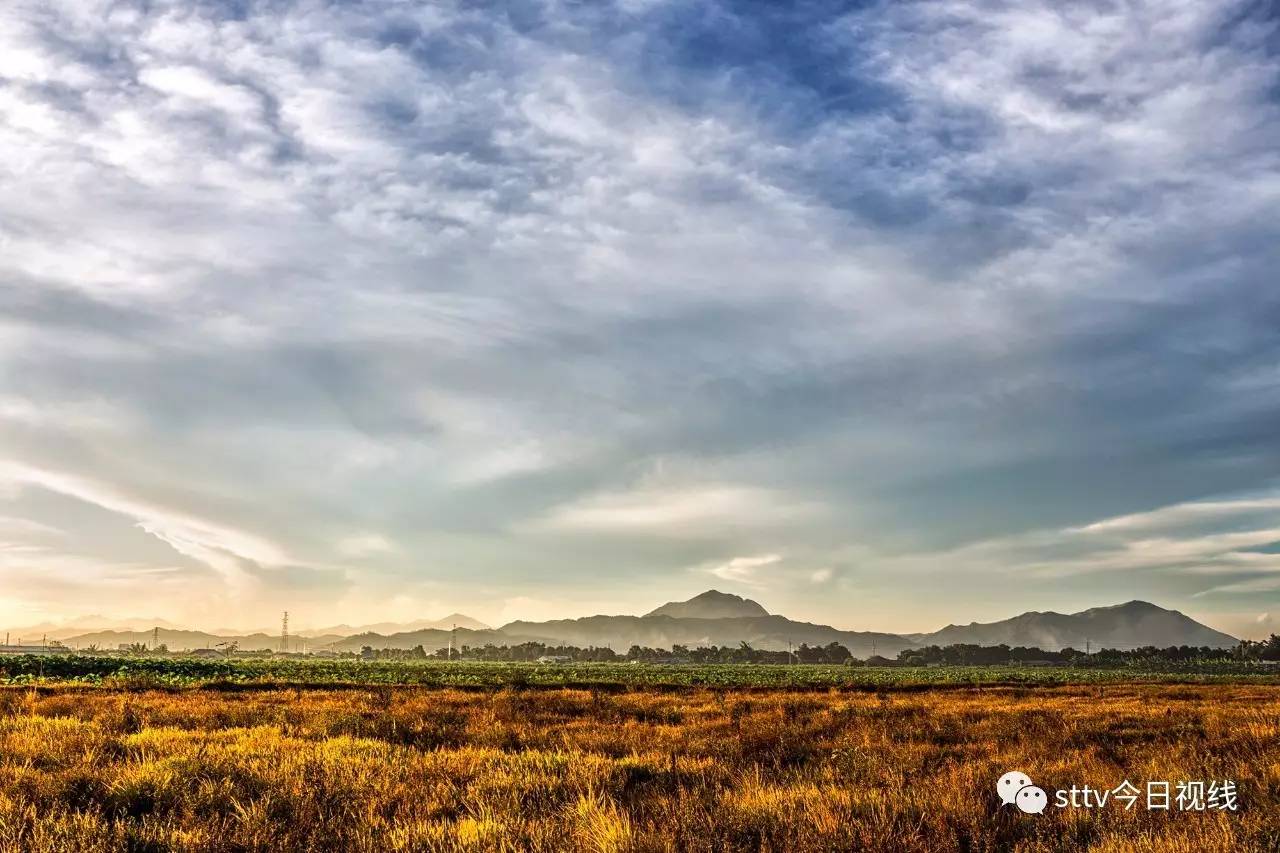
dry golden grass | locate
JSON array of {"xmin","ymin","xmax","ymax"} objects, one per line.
[{"xmin": 0, "ymin": 684, "xmax": 1277, "ymax": 851}]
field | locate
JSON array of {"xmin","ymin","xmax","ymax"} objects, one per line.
[
  {"xmin": 3, "ymin": 655, "xmax": 1279, "ymax": 689},
  {"xmin": 1, "ymin": 676, "xmax": 1278, "ymax": 851}
]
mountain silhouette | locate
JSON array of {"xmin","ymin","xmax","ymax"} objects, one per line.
[
  {"xmin": 499, "ymin": 591, "xmax": 910, "ymax": 657},
  {"xmin": 913, "ymin": 600, "xmax": 1237, "ymax": 651},
  {"xmin": 645, "ymin": 590, "xmax": 769, "ymax": 619},
  {"xmin": 45, "ymin": 595, "xmax": 1238, "ymax": 655},
  {"xmin": 302, "ymin": 614, "xmax": 490, "ymax": 637}
]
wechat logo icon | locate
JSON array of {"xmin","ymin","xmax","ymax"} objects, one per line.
[{"xmin": 998, "ymin": 771, "xmax": 1047, "ymax": 814}]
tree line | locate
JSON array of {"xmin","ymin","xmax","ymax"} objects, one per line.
[
  {"xmin": 357, "ymin": 640, "xmax": 857, "ymax": 664},
  {"xmin": 352, "ymin": 636, "xmax": 1280, "ymax": 665}
]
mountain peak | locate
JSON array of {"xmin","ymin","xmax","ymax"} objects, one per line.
[
  {"xmin": 437, "ymin": 613, "xmax": 491, "ymax": 630},
  {"xmin": 645, "ymin": 589, "xmax": 770, "ymax": 620},
  {"xmin": 1080, "ymin": 600, "xmax": 1164, "ymax": 615}
]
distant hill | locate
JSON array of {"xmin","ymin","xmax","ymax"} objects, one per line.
[
  {"xmin": 914, "ymin": 601, "xmax": 1237, "ymax": 651},
  {"xmin": 499, "ymin": 605, "xmax": 913, "ymax": 658},
  {"xmin": 61, "ymin": 629, "xmax": 282, "ymax": 652},
  {"xmin": 322, "ymin": 627, "xmax": 525, "ymax": 653},
  {"xmin": 10, "ymin": 615, "xmax": 184, "ymax": 642},
  {"xmin": 436, "ymin": 613, "xmax": 492, "ymax": 631},
  {"xmin": 301, "ymin": 613, "xmax": 490, "ymax": 637},
  {"xmin": 494, "ymin": 590, "xmax": 912, "ymax": 657},
  {"xmin": 40, "ymin": 595, "xmax": 1240, "ymax": 657},
  {"xmin": 645, "ymin": 590, "xmax": 769, "ymax": 620}
]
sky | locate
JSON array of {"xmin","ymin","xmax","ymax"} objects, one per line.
[{"xmin": 1, "ymin": 0, "xmax": 1278, "ymax": 639}]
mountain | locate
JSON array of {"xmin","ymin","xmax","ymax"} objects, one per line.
[
  {"xmin": 497, "ymin": 614, "xmax": 912, "ymax": 658},
  {"xmin": 6, "ymin": 615, "xmax": 184, "ymax": 642},
  {"xmin": 300, "ymin": 613, "xmax": 490, "ymax": 637},
  {"xmin": 499, "ymin": 589, "xmax": 914, "ymax": 658},
  {"xmin": 323, "ymin": 627, "xmax": 527, "ymax": 653},
  {"xmin": 645, "ymin": 590, "xmax": 769, "ymax": 620},
  {"xmin": 60, "ymin": 629, "xmax": 283, "ymax": 652},
  {"xmin": 436, "ymin": 613, "xmax": 492, "ymax": 631},
  {"xmin": 36, "ymin": 596, "xmax": 1238, "ymax": 657},
  {"xmin": 914, "ymin": 601, "xmax": 1238, "ymax": 651}
]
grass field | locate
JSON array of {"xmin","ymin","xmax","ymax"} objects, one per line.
[{"xmin": 1, "ymin": 680, "xmax": 1277, "ymax": 851}]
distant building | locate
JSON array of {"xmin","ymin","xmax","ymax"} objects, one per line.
[
  {"xmin": 190, "ymin": 648, "xmax": 225, "ymax": 658},
  {"xmin": 536, "ymin": 655, "xmax": 572, "ymax": 664},
  {"xmin": 0, "ymin": 645, "xmax": 59, "ymax": 656}
]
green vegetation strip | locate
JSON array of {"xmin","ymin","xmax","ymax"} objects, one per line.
[{"xmin": 3, "ymin": 655, "xmax": 1280, "ymax": 689}]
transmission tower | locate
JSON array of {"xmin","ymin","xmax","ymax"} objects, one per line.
[{"xmin": 281, "ymin": 611, "xmax": 290, "ymax": 654}]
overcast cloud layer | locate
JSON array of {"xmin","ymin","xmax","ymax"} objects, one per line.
[{"xmin": 1, "ymin": 0, "xmax": 1278, "ymax": 637}]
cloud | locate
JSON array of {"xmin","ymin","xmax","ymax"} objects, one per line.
[
  {"xmin": 703, "ymin": 553, "xmax": 782, "ymax": 587},
  {"xmin": 0, "ymin": 0, "xmax": 1277, "ymax": 630},
  {"xmin": 850, "ymin": 491, "xmax": 1280, "ymax": 606},
  {"xmin": 809, "ymin": 567, "xmax": 833, "ymax": 584},
  {"xmin": 0, "ymin": 461, "xmax": 286, "ymax": 587},
  {"xmin": 336, "ymin": 534, "xmax": 396, "ymax": 558},
  {"xmin": 529, "ymin": 485, "xmax": 821, "ymax": 536},
  {"xmin": 1074, "ymin": 498, "xmax": 1280, "ymax": 535}
]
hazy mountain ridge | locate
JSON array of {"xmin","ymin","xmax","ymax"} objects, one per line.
[
  {"xmin": 55, "ymin": 629, "xmax": 284, "ymax": 652},
  {"xmin": 33, "ymin": 594, "xmax": 1238, "ymax": 654},
  {"xmin": 914, "ymin": 601, "xmax": 1238, "ymax": 650},
  {"xmin": 323, "ymin": 627, "xmax": 535, "ymax": 653},
  {"xmin": 6, "ymin": 616, "xmax": 184, "ymax": 642},
  {"xmin": 498, "ymin": 613, "xmax": 912, "ymax": 657},
  {"xmin": 301, "ymin": 614, "xmax": 491, "ymax": 637}
]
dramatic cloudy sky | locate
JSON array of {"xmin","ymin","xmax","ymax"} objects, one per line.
[{"xmin": 1, "ymin": 0, "xmax": 1278, "ymax": 637}]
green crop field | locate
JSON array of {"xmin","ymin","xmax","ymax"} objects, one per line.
[{"xmin": 2, "ymin": 654, "xmax": 1278, "ymax": 690}]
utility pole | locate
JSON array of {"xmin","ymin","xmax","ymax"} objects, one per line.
[
  {"xmin": 281, "ymin": 611, "xmax": 289, "ymax": 654},
  {"xmin": 152, "ymin": 626, "xmax": 159, "ymax": 651},
  {"xmin": 449, "ymin": 623, "xmax": 457, "ymax": 661}
]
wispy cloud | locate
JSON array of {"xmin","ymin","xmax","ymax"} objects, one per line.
[
  {"xmin": 703, "ymin": 553, "xmax": 781, "ymax": 587},
  {"xmin": 529, "ymin": 486, "xmax": 821, "ymax": 536},
  {"xmin": 0, "ymin": 461, "xmax": 286, "ymax": 586}
]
